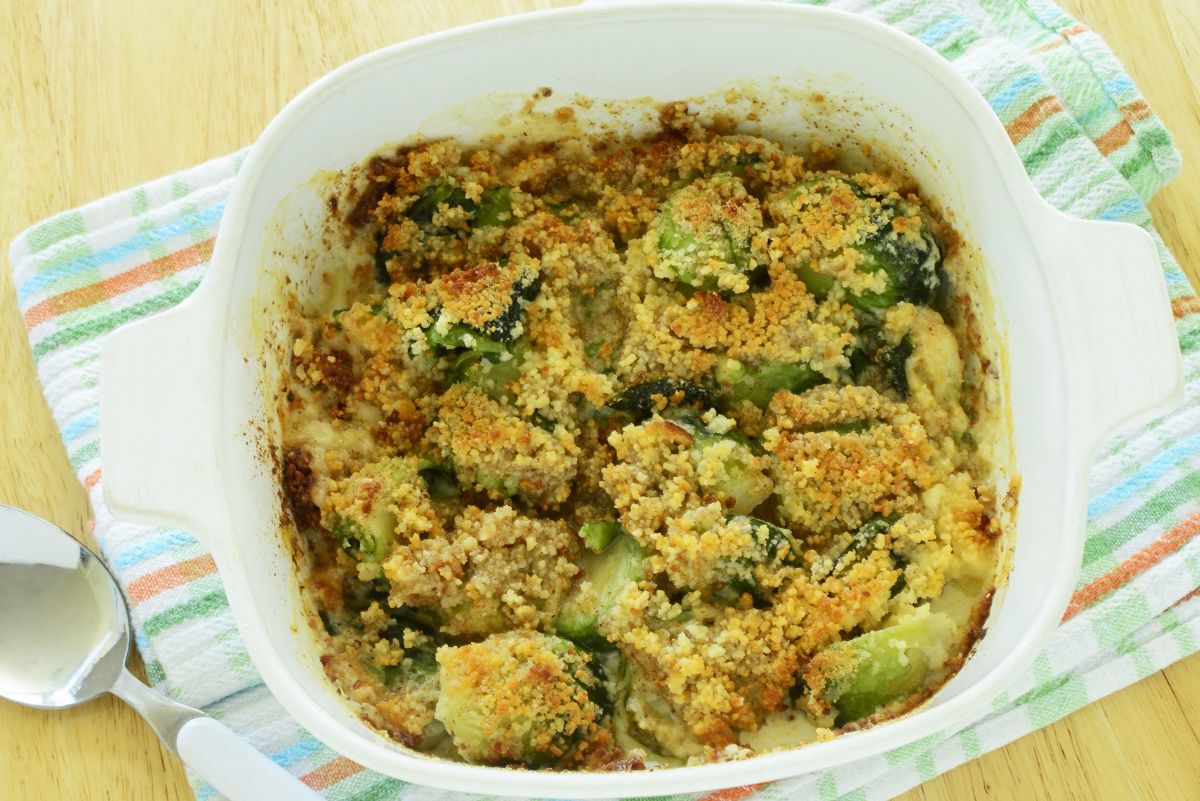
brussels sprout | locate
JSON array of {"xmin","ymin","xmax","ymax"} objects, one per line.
[
  {"xmin": 619, "ymin": 661, "xmax": 705, "ymax": 758},
  {"xmin": 326, "ymin": 457, "xmax": 424, "ymax": 562},
  {"xmin": 474, "ymin": 186, "xmax": 513, "ymax": 227},
  {"xmin": 373, "ymin": 229, "xmax": 398, "ymax": 284},
  {"xmin": 688, "ymin": 427, "xmax": 773, "ymax": 515},
  {"xmin": 417, "ymin": 458, "xmax": 459, "ymax": 500},
  {"xmin": 776, "ymin": 176, "xmax": 943, "ymax": 311},
  {"xmin": 608, "ymin": 378, "xmax": 712, "ymax": 419},
  {"xmin": 713, "ymin": 357, "xmax": 827, "ymax": 408},
  {"xmin": 878, "ymin": 337, "xmax": 914, "ymax": 396},
  {"xmin": 366, "ymin": 643, "xmax": 439, "ymax": 687},
  {"xmin": 478, "ymin": 274, "xmax": 541, "ymax": 344},
  {"xmin": 426, "ymin": 323, "xmax": 508, "ymax": 354},
  {"xmin": 556, "ymin": 534, "xmax": 645, "ymax": 649},
  {"xmin": 803, "ymin": 611, "xmax": 956, "ymax": 724},
  {"xmin": 578, "ymin": 520, "xmax": 624, "ymax": 554},
  {"xmin": 819, "ymin": 517, "xmax": 894, "ymax": 580},
  {"xmin": 793, "ymin": 262, "xmax": 835, "ymax": 299},
  {"xmin": 650, "ymin": 174, "xmax": 762, "ymax": 293},
  {"xmin": 408, "ymin": 179, "xmax": 474, "ymax": 226},
  {"xmin": 474, "ymin": 471, "xmax": 521, "ymax": 499},
  {"xmin": 735, "ymin": 515, "xmax": 803, "ymax": 565},
  {"xmin": 428, "ymin": 272, "xmax": 539, "ymax": 348},
  {"xmin": 331, "ymin": 514, "xmax": 390, "ymax": 561},
  {"xmin": 435, "ymin": 631, "xmax": 606, "ymax": 766},
  {"xmin": 427, "ymin": 320, "xmax": 531, "ymax": 399},
  {"xmin": 710, "ymin": 515, "xmax": 802, "ymax": 600},
  {"xmin": 407, "ymin": 180, "xmax": 515, "ymax": 231},
  {"xmin": 847, "ymin": 230, "xmax": 941, "ymax": 311}
]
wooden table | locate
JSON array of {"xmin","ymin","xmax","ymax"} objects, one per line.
[{"xmin": 2, "ymin": 1, "xmax": 1198, "ymax": 798}]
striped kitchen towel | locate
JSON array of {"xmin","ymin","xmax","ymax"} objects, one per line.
[{"xmin": 8, "ymin": 1, "xmax": 1199, "ymax": 799}]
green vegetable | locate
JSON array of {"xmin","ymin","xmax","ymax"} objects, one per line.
[
  {"xmin": 713, "ymin": 515, "xmax": 802, "ymax": 599},
  {"xmin": 829, "ymin": 421, "xmax": 873, "ymax": 434},
  {"xmin": 330, "ymin": 502, "xmax": 394, "ymax": 562},
  {"xmin": 325, "ymin": 457, "xmax": 430, "ymax": 562},
  {"xmin": 332, "ymin": 514, "xmax": 384, "ymax": 560},
  {"xmin": 776, "ymin": 177, "xmax": 942, "ymax": 311},
  {"xmin": 318, "ymin": 609, "xmax": 341, "ymax": 636},
  {"xmin": 794, "ymin": 262, "xmax": 835, "ymax": 299},
  {"xmin": 608, "ymin": 378, "xmax": 712, "ymax": 418},
  {"xmin": 847, "ymin": 230, "xmax": 941, "ymax": 311},
  {"xmin": 475, "ymin": 471, "xmax": 521, "ymax": 499},
  {"xmin": 878, "ymin": 337, "xmax": 914, "ymax": 396},
  {"xmin": 373, "ymin": 229, "xmax": 398, "ymax": 284},
  {"xmin": 426, "ymin": 324, "xmax": 508, "ymax": 354},
  {"xmin": 713, "ymin": 357, "xmax": 827, "ymax": 408},
  {"xmin": 435, "ymin": 632, "xmax": 604, "ymax": 766},
  {"xmin": 474, "ymin": 186, "xmax": 513, "ymax": 227},
  {"xmin": 408, "ymin": 179, "xmax": 474, "ymax": 226},
  {"xmin": 717, "ymin": 151, "xmax": 763, "ymax": 176},
  {"xmin": 548, "ymin": 200, "xmax": 580, "ymax": 222},
  {"xmin": 735, "ymin": 515, "xmax": 803, "ymax": 565},
  {"xmin": 407, "ymin": 181, "xmax": 514, "ymax": 232},
  {"xmin": 815, "ymin": 517, "xmax": 895, "ymax": 581},
  {"xmin": 805, "ymin": 611, "xmax": 956, "ymax": 724},
  {"xmin": 479, "ymin": 274, "xmax": 541, "ymax": 343},
  {"xmin": 366, "ymin": 643, "xmax": 439, "ymax": 687},
  {"xmin": 417, "ymin": 458, "xmax": 460, "ymax": 500},
  {"xmin": 578, "ymin": 521, "xmax": 623, "ymax": 553},
  {"xmin": 690, "ymin": 428, "xmax": 773, "ymax": 515},
  {"xmin": 427, "ymin": 319, "xmax": 530, "ymax": 397},
  {"xmin": 651, "ymin": 174, "xmax": 761, "ymax": 292},
  {"xmin": 556, "ymin": 534, "xmax": 645, "ymax": 650}
]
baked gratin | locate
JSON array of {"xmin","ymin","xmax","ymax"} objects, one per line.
[{"xmin": 279, "ymin": 103, "xmax": 1002, "ymax": 770}]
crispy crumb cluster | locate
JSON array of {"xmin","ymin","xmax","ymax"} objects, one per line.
[{"xmin": 280, "ymin": 106, "xmax": 1001, "ymax": 771}]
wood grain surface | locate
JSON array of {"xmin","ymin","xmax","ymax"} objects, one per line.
[{"xmin": 1, "ymin": 1, "xmax": 1197, "ymax": 799}]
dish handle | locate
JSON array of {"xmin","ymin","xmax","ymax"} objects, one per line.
[
  {"xmin": 99, "ymin": 295, "xmax": 224, "ymax": 549},
  {"xmin": 1036, "ymin": 211, "xmax": 1184, "ymax": 450}
]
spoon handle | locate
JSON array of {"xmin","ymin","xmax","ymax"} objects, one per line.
[
  {"xmin": 112, "ymin": 669, "xmax": 321, "ymax": 799},
  {"xmin": 176, "ymin": 716, "xmax": 323, "ymax": 800}
]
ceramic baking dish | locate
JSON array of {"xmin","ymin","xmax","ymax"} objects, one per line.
[{"xmin": 99, "ymin": 2, "xmax": 1182, "ymax": 796}]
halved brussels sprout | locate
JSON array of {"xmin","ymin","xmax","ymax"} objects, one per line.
[
  {"xmin": 607, "ymin": 377, "xmax": 712, "ymax": 419},
  {"xmin": 578, "ymin": 520, "xmax": 624, "ymax": 554},
  {"xmin": 713, "ymin": 357, "xmax": 827, "ymax": 408},
  {"xmin": 775, "ymin": 175, "xmax": 942, "ymax": 312},
  {"xmin": 803, "ymin": 610, "xmax": 956, "ymax": 724},
  {"xmin": 649, "ymin": 174, "xmax": 763, "ymax": 294},
  {"xmin": 710, "ymin": 515, "xmax": 802, "ymax": 600},
  {"xmin": 688, "ymin": 425, "xmax": 773, "ymax": 515},
  {"xmin": 474, "ymin": 186, "xmax": 513, "ymax": 227},
  {"xmin": 556, "ymin": 533, "xmax": 645, "ymax": 649},
  {"xmin": 435, "ymin": 632, "xmax": 606, "ymax": 766},
  {"xmin": 325, "ymin": 457, "xmax": 427, "ymax": 562}
]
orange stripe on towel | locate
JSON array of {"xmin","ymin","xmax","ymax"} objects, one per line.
[
  {"xmin": 1121, "ymin": 100, "xmax": 1152, "ymax": 122},
  {"xmin": 1065, "ymin": 513, "xmax": 1200, "ymax": 618},
  {"xmin": 301, "ymin": 756, "xmax": 365, "ymax": 790},
  {"xmin": 1172, "ymin": 296, "xmax": 1200, "ymax": 319},
  {"xmin": 1095, "ymin": 119, "xmax": 1136, "ymax": 156},
  {"xmin": 700, "ymin": 785, "xmax": 766, "ymax": 801},
  {"xmin": 83, "ymin": 468, "xmax": 102, "ymax": 489},
  {"xmin": 1006, "ymin": 96, "xmax": 1065, "ymax": 145},
  {"xmin": 126, "ymin": 554, "xmax": 218, "ymax": 604},
  {"xmin": 22, "ymin": 238, "xmax": 214, "ymax": 328}
]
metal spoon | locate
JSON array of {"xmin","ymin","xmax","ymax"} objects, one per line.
[{"xmin": 0, "ymin": 504, "xmax": 320, "ymax": 800}]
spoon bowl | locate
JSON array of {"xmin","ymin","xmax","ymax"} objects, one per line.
[
  {"xmin": 0, "ymin": 506, "xmax": 130, "ymax": 708},
  {"xmin": 0, "ymin": 504, "xmax": 319, "ymax": 800}
]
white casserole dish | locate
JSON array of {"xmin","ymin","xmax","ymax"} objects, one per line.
[{"xmin": 99, "ymin": 2, "xmax": 1183, "ymax": 796}]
